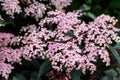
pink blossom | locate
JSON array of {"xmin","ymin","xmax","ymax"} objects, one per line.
[
  {"xmin": 39, "ymin": 11, "xmax": 118, "ymax": 74},
  {"xmin": 0, "ymin": 32, "xmax": 14, "ymax": 47},
  {"xmin": 24, "ymin": 1, "xmax": 46, "ymax": 20},
  {"xmin": 0, "ymin": 48, "xmax": 22, "ymax": 63},
  {"xmin": 0, "ymin": 9, "xmax": 118, "ymax": 79},
  {"xmin": 51, "ymin": 0, "xmax": 72, "ymax": 10},
  {"xmin": 0, "ymin": 0, "xmax": 21, "ymax": 18},
  {"xmin": 0, "ymin": 62, "xmax": 13, "ymax": 79},
  {"xmin": 0, "ymin": 47, "xmax": 22, "ymax": 79}
]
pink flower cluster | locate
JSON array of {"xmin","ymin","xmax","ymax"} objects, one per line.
[
  {"xmin": 0, "ymin": 62, "xmax": 13, "ymax": 79},
  {"xmin": 51, "ymin": 0, "xmax": 72, "ymax": 10},
  {"xmin": 0, "ymin": 47, "xmax": 21, "ymax": 79},
  {"xmin": 24, "ymin": 1, "xmax": 46, "ymax": 20},
  {"xmin": 0, "ymin": 0, "xmax": 21, "ymax": 18},
  {"xmin": 0, "ymin": 0, "xmax": 72, "ymax": 19},
  {"xmin": 39, "ymin": 10, "xmax": 118, "ymax": 73},
  {"xmin": 0, "ymin": 33, "xmax": 22, "ymax": 79},
  {"xmin": 5, "ymin": 11, "xmax": 118, "ymax": 78},
  {"xmin": 20, "ymin": 25, "xmax": 48, "ymax": 60}
]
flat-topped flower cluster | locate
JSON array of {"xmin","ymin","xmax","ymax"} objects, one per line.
[{"xmin": 0, "ymin": 0, "xmax": 119, "ymax": 79}]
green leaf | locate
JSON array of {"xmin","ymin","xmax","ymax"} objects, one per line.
[
  {"xmin": 31, "ymin": 59, "xmax": 40, "ymax": 69},
  {"xmin": 70, "ymin": 0, "xmax": 81, "ymax": 10},
  {"xmin": 103, "ymin": 9, "xmax": 110, "ymax": 15},
  {"xmin": 94, "ymin": 0, "xmax": 101, "ymax": 4},
  {"xmin": 85, "ymin": 0, "xmax": 92, "ymax": 5},
  {"xmin": 30, "ymin": 71, "xmax": 38, "ymax": 80},
  {"xmin": 87, "ymin": 12, "xmax": 96, "ymax": 19},
  {"xmin": 109, "ymin": 0, "xmax": 120, "ymax": 8},
  {"xmin": 64, "ymin": 30, "xmax": 74, "ymax": 37},
  {"xmin": 12, "ymin": 77, "xmax": 18, "ymax": 80},
  {"xmin": 118, "ymin": 76, "xmax": 120, "ymax": 80},
  {"xmin": 109, "ymin": 45, "xmax": 120, "ymax": 64},
  {"xmin": 113, "ymin": 77, "xmax": 119, "ymax": 80},
  {"xmin": 36, "ymin": 59, "xmax": 52, "ymax": 80},
  {"xmin": 100, "ymin": 76, "xmax": 111, "ymax": 80},
  {"xmin": 80, "ymin": 4, "xmax": 91, "ymax": 11},
  {"xmin": 71, "ymin": 69, "xmax": 81, "ymax": 80},
  {"xmin": 114, "ymin": 43, "xmax": 120, "ymax": 49},
  {"xmin": 104, "ymin": 69, "xmax": 117, "ymax": 77},
  {"xmin": 15, "ymin": 73, "xmax": 26, "ymax": 80},
  {"xmin": 0, "ymin": 19, "xmax": 10, "ymax": 25}
]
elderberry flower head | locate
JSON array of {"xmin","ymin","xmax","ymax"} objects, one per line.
[
  {"xmin": 0, "ymin": 62, "xmax": 13, "ymax": 79},
  {"xmin": 0, "ymin": 0, "xmax": 21, "ymax": 18},
  {"xmin": 39, "ymin": 10, "xmax": 119, "ymax": 74},
  {"xmin": 24, "ymin": 1, "xmax": 46, "ymax": 20}
]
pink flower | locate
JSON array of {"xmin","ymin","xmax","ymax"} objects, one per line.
[
  {"xmin": 0, "ymin": 62, "xmax": 14, "ymax": 79},
  {"xmin": 0, "ymin": 32, "xmax": 14, "ymax": 47},
  {"xmin": 39, "ymin": 11, "xmax": 118, "ymax": 74},
  {"xmin": 51, "ymin": 0, "xmax": 72, "ymax": 10},
  {"xmin": 0, "ymin": 9, "xmax": 118, "ymax": 79},
  {"xmin": 24, "ymin": 1, "xmax": 46, "ymax": 20},
  {"xmin": 0, "ymin": 0, "xmax": 21, "ymax": 18}
]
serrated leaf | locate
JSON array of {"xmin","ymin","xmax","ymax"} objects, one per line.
[
  {"xmin": 15, "ymin": 73, "xmax": 26, "ymax": 80},
  {"xmin": 71, "ymin": 69, "xmax": 81, "ymax": 80},
  {"xmin": 109, "ymin": 45, "xmax": 120, "ymax": 64},
  {"xmin": 36, "ymin": 59, "xmax": 51, "ymax": 80}
]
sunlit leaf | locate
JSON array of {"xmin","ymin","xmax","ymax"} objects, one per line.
[
  {"xmin": 80, "ymin": 4, "xmax": 91, "ymax": 11},
  {"xmin": 0, "ymin": 19, "xmax": 10, "ymax": 25},
  {"xmin": 87, "ymin": 12, "xmax": 96, "ymax": 19}
]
